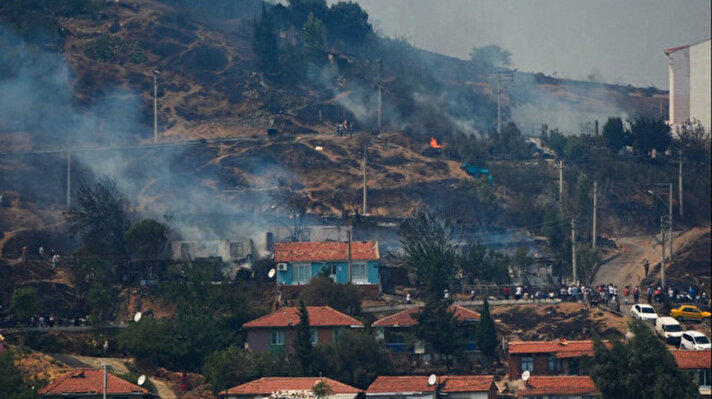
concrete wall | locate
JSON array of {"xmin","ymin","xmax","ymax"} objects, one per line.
[
  {"xmin": 246, "ymin": 327, "xmax": 339, "ymax": 354},
  {"xmin": 689, "ymin": 40, "xmax": 711, "ymax": 130},
  {"xmin": 668, "ymin": 47, "xmax": 690, "ymax": 126},
  {"xmin": 277, "ymin": 261, "xmax": 379, "ymax": 285},
  {"xmin": 170, "ymin": 239, "xmax": 253, "ymax": 262}
]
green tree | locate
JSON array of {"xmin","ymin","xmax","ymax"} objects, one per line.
[
  {"xmin": 602, "ymin": 117, "xmax": 628, "ymax": 151},
  {"xmin": 414, "ymin": 299, "xmax": 465, "ymax": 369},
  {"xmin": 294, "ymin": 301, "xmax": 313, "ymax": 374},
  {"xmin": 66, "ymin": 177, "xmax": 130, "ymax": 259},
  {"xmin": 297, "ymin": 275, "xmax": 361, "ymax": 315},
  {"xmin": 302, "ymin": 12, "xmax": 326, "ymax": 64},
  {"xmin": 591, "ymin": 320, "xmax": 698, "ymax": 399},
  {"xmin": 125, "ymin": 219, "xmax": 167, "ymax": 259},
  {"xmin": 0, "ymin": 352, "xmax": 39, "ymax": 399},
  {"xmin": 312, "ymin": 380, "xmax": 334, "ymax": 399},
  {"xmin": 311, "ymin": 329, "xmax": 394, "ymax": 389},
  {"xmin": 10, "ymin": 287, "xmax": 41, "ymax": 323},
  {"xmin": 202, "ymin": 345, "xmax": 257, "ymax": 393},
  {"xmin": 86, "ymin": 284, "xmax": 112, "ymax": 322},
  {"xmin": 469, "ymin": 45, "xmax": 511, "ymax": 72},
  {"xmin": 254, "ymin": 3, "xmax": 279, "ymax": 74},
  {"xmin": 476, "ymin": 297, "xmax": 497, "ymax": 361},
  {"xmin": 629, "ymin": 116, "xmax": 671, "ymax": 155},
  {"xmin": 398, "ymin": 210, "xmax": 457, "ymax": 301},
  {"xmin": 460, "ymin": 243, "xmax": 510, "ymax": 284},
  {"xmin": 325, "ymin": 2, "xmax": 371, "ymax": 46}
]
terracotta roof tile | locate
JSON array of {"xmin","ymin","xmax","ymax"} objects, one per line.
[
  {"xmin": 366, "ymin": 375, "xmax": 494, "ymax": 394},
  {"xmin": 38, "ymin": 369, "xmax": 150, "ymax": 396},
  {"xmin": 243, "ymin": 306, "xmax": 364, "ymax": 328},
  {"xmin": 672, "ymin": 350, "xmax": 712, "ymax": 369},
  {"xmin": 274, "ymin": 241, "xmax": 379, "ymax": 262},
  {"xmin": 366, "ymin": 376, "xmax": 438, "ymax": 394},
  {"xmin": 508, "ymin": 340, "xmax": 598, "ymax": 357},
  {"xmin": 516, "ymin": 376, "xmax": 598, "ymax": 397},
  {"xmin": 440, "ymin": 375, "xmax": 495, "ymax": 393},
  {"xmin": 373, "ymin": 305, "xmax": 480, "ymax": 327},
  {"xmin": 220, "ymin": 377, "xmax": 360, "ymax": 396}
]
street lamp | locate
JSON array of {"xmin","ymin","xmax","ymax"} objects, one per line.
[
  {"xmin": 153, "ymin": 69, "xmax": 160, "ymax": 144},
  {"xmin": 649, "ymin": 183, "xmax": 673, "ymax": 288}
]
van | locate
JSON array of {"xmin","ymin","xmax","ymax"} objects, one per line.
[{"xmin": 655, "ymin": 316, "xmax": 683, "ymax": 344}]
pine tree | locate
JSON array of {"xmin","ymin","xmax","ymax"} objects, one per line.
[
  {"xmin": 302, "ymin": 12, "xmax": 325, "ymax": 64},
  {"xmin": 414, "ymin": 298, "xmax": 464, "ymax": 369},
  {"xmin": 476, "ymin": 297, "xmax": 497, "ymax": 360},
  {"xmin": 294, "ymin": 301, "xmax": 313, "ymax": 374},
  {"xmin": 253, "ymin": 3, "xmax": 279, "ymax": 74}
]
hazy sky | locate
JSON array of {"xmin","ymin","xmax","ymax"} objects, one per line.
[{"xmin": 342, "ymin": 0, "xmax": 710, "ymax": 89}]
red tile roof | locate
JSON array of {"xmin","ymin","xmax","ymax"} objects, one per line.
[
  {"xmin": 373, "ymin": 305, "xmax": 480, "ymax": 327},
  {"xmin": 366, "ymin": 376, "xmax": 438, "ymax": 394},
  {"xmin": 440, "ymin": 375, "xmax": 495, "ymax": 393},
  {"xmin": 515, "ymin": 376, "xmax": 599, "ymax": 397},
  {"xmin": 274, "ymin": 241, "xmax": 379, "ymax": 262},
  {"xmin": 508, "ymin": 340, "xmax": 598, "ymax": 358},
  {"xmin": 672, "ymin": 350, "xmax": 712, "ymax": 369},
  {"xmin": 665, "ymin": 45, "xmax": 689, "ymax": 54},
  {"xmin": 366, "ymin": 375, "xmax": 494, "ymax": 394},
  {"xmin": 38, "ymin": 369, "xmax": 150, "ymax": 396},
  {"xmin": 220, "ymin": 377, "xmax": 360, "ymax": 396},
  {"xmin": 243, "ymin": 306, "xmax": 364, "ymax": 328}
]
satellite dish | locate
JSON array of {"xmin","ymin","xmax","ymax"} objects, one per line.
[
  {"xmin": 134, "ymin": 312, "xmax": 142, "ymax": 322},
  {"xmin": 137, "ymin": 375, "xmax": 146, "ymax": 386},
  {"xmin": 268, "ymin": 268, "xmax": 276, "ymax": 279},
  {"xmin": 428, "ymin": 374, "xmax": 437, "ymax": 386},
  {"xmin": 522, "ymin": 370, "xmax": 530, "ymax": 382}
]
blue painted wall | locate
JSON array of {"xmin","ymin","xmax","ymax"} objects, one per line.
[{"xmin": 277, "ymin": 260, "xmax": 379, "ymax": 285}]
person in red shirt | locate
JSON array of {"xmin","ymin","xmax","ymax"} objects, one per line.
[{"xmin": 503, "ymin": 286, "xmax": 510, "ymax": 300}]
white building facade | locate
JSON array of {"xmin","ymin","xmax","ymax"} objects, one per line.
[{"xmin": 666, "ymin": 39, "xmax": 711, "ymax": 131}]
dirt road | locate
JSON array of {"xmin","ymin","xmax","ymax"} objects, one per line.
[{"xmin": 593, "ymin": 226, "xmax": 710, "ymax": 289}]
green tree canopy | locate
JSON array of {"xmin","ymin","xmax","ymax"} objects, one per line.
[
  {"xmin": 302, "ymin": 12, "xmax": 326, "ymax": 64},
  {"xmin": 602, "ymin": 117, "xmax": 628, "ymax": 151},
  {"xmin": 125, "ymin": 219, "xmax": 167, "ymax": 259},
  {"xmin": 398, "ymin": 210, "xmax": 457, "ymax": 301},
  {"xmin": 294, "ymin": 301, "xmax": 314, "ymax": 374},
  {"xmin": 591, "ymin": 320, "xmax": 698, "ymax": 399},
  {"xmin": 297, "ymin": 275, "xmax": 361, "ymax": 315},
  {"xmin": 629, "ymin": 116, "xmax": 671, "ymax": 155},
  {"xmin": 10, "ymin": 287, "xmax": 41, "ymax": 323},
  {"xmin": 0, "ymin": 352, "xmax": 39, "ymax": 399},
  {"xmin": 469, "ymin": 45, "xmax": 511, "ymax": 72},
  {"xmin": 414, "ymin": 299, "xmax": 465, "ymax": 369},
  {"xmin": 202, "ymin": 345, "xmax": 257, "ymax": 393},
  {"xmin": 476, "ymin": 297, "xmax": 497, "ymax": 360}
]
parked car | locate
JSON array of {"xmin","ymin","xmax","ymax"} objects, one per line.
[
  {"xmin": 679, "ymin": 331, "xmax": 712, "ymax": 350},
  {"xmin": 670, "ymin": 305, "xmax": 711, "ymax": 322},
  {"xmin": 655, "ymin": 317, "xmax": 683, "ymax": 344},
  {"xmin": 631, "ymin": 303, "xmax": 658, "ymax": 324}
]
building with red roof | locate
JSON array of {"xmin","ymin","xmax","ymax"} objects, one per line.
[
  {"xmin": 507, "ymin": 340, "xmax": 601, "ymax": 379},
  {"xmin": 514, "ymin": 376, "xmax": 600, "ymax": 398},
  {"xmin": 243, "ymin": 306, "xmax": 363, "ymax": 353},
  {"xmin": 366, "ymin": 375, "xmax": 497, "ymax": 399},
  {"xmin": 373, "ymin": 305, "xmax": 480, "ymax": 355},
  {"xmin": 219, "ymin": 377, "xmax": 360, "ymax": 399},
  {"xmin": 274, "ymin": 241, "xmax": 379, "ymax": 286},
  {"xmin": 39, "ymin": 368, "xmax": 156, "ymax": 398},
  {"xmin": 671, "ymin": 350, "xmax": 711, "ymax": 397}
]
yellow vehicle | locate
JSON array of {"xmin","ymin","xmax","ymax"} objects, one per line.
[{"xmin": 670, "ymin": 305, "xmax": 711, "ymax": 322}]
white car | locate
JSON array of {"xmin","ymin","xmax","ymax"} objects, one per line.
[
  {"xmin": 655, "ymin": 317, "xmax": 683, "ymax": 344},
  {"xmin": 631, "ymin": 303, "xmax": 658, "ymax": 324},
  {"xmin": 679, "ymin": 331, "xmax": 712, "ymax": 350}
]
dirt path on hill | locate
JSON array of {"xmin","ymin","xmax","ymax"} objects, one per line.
[{"xmin": 593, "ymin": 226, "xmax": 710, "ymax": 289}]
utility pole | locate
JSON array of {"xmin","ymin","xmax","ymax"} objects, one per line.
[
  {"xmin": 153, "ymin": 69, "xmax": 160, "ymax": 143},
  {"xmin": 495, "ymin": 70, "xmax": 514, "ymax": 134},
  {"xmin": 377, "ymin": 59, "xmax": 382, "ymax": 132},
  {"xmin": 679, "ymin": 150, "xmax": 683, "ymax": 217},
  {"xmin": 668, "ymin": 182, "xmax": 673, "ymax": 261},
  {"xmin": 660, "ymin": 216, "xmax": 667, "ymax": 288},
  {"xmin": 347, "ymin": 226, "xmax": 353, "ymax": 283},
  {"xmin": 592, "ymin": 180, "xmax": 597, "ymax": 250},
  {"xmin": 558, "ymin": 160, "xmax": 564, "ymax": 200},
  {"xmin": 66, "ymin": 149, "xmax": 71, "ymax": 210},
  {"xmin": 362, "ymin": 144, "xmax": 367, "ymax": 215},
  {"xmin": 571, "ymin": 218, "xmax": 577, "ymax": 285},
  {"xmin": 102, "ymin": 364, "xmax": 109, "ymax": 399}
]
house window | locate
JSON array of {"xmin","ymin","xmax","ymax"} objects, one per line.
[
  {"xmin": 568, "ymin": 358, "xmax": 580, "ymax": 375},
  {"xmin": 229, "ymin": 242, "xmax": 243, "ymax": 258},
  {"xmin": 270, "ymin": 330, "xmax": 284, "ymax": 346},
  {"xmin": 690, "ymin": 369, "xmax": 711, "ymax": 387},
  {"xmin": 521, "ymin": 356, "xmax": 534, "ymax": 373},
  {"xmin": 301, "ymin": 228, "xmax": 311, "ymax": 241},
  {"xmin": 294, "ymin": 264, "xmax": 311, "ymax": 284},
  {"xmin": 352, "ymin": 263, "xmax": 367, "ymax": 284},
  {"xmin": 180, "ymin": 243, "xmax": 192, "ymax": 260},
  {"xmin": 547, "ymin": 354, "xmax": 558, "ymax": 372},
  {"xmin": 310, "ymin": 328, "xmax": 318, "ymax": 345}
]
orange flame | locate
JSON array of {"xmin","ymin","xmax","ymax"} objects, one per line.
[{"xmin": 430, "ymin": 137, "xmax": 443, "ymax": 149}]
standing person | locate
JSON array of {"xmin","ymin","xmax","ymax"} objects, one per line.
[
  {"xmin": 406, "ymin": 293, "xmax": 412, "ymax": 305},
  {"xmin": 503, "ymin": 285, "xmax": 511, "ymax": 300},
  {"xmin": 515, "ymin": 285, "xmax": 523, "ymax": 300},
  {"xmin": 633, "ymin": 285, "xmax": 640, "ymax": 303},
  {"xmin": 623, "ymin": 286, "xmax": 630, "ymax": 304},
  {"xmin": 470, "ymin": 289, "xmax": 476, "ymax": 301},
  {"xmin": 647, "ymin": 286, "xmax": 653, "ymax": 304},
  {"xmin": 644, "ymin": 260, "xmax": 649, "ymax": 277}
]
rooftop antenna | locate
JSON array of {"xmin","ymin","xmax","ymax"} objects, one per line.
[
  {"xmin": 133, "ymin": 312, "xmax": 142, "ymax": 323},
  {"xmin": 428, "ymin": 374, "xmax": 437, "ymax": 386}
]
